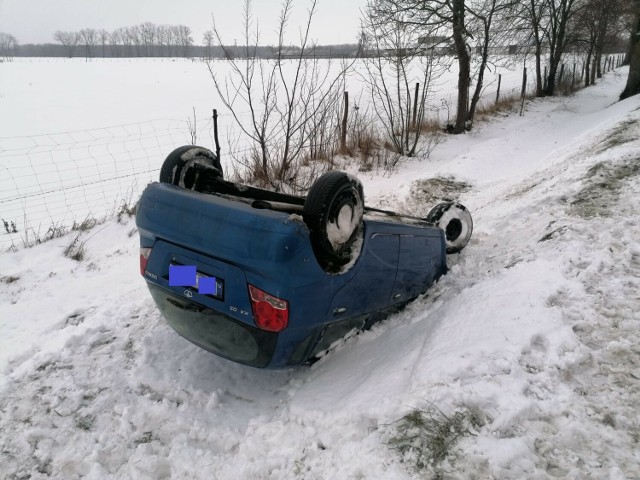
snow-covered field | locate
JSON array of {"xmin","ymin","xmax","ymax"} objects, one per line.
[{"xmin": 1, "ymin": 67, "xmax": 639, "ymax": 479}]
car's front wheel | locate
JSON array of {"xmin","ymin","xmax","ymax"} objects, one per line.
[
  {"xmin": 426, "ymin": 202, "xmax": 473, "ymax": 253},
  {"xmin": 303, "ymin": 171, "xmax": 364, "ymax": 273}
]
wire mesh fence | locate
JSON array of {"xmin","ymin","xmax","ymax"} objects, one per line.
[{"xmin": 0, "ymin": 118, "xmax": 213, "ymax": 251}]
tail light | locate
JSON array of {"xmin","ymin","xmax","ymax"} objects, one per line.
[
  {"xmin": 140, "ymin": 247, "xmax": 152, "ymax": 275},
  {"xmin": 248, "ymin": 284, "xmax": 289, "ymax": 333}
]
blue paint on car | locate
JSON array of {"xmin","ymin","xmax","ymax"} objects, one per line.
[{"xmin": 136, "ymin": 178, "xmax": 456, "ymax": 369}]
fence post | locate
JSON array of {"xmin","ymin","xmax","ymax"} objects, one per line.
[
  {"xmin": 212, "ymin": 109, "xmax": 221, "ymax": 160},
  {"xmin": 543, "ymin": 66, "xmax": 548, "ymax": 92},
  {"xmin": 496, "ymin": 74, "xmax": 502, "ymax": 105},
  {"xmin": 558, "ymin": 63, "xmax": 565, "ymax": 85},
  {"xmin": 340, "ymin": 91, "xmax": 348, "ymax": 152},
  {"xmin": 412, "ymin": 82, "xmax": 419, "ymax": 130},
  {"xmin": 520, "ymin": 67, "xmax": 527, "ymax": 116}
]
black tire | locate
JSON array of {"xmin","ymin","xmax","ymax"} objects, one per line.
[
  {"xmin": 159, "ymin": 145, "xmax": 223, "ymax": 189},
  {"xmin": 303, "ymin": 171, "xmax": 365, "ymax": 273},
  {"xmin": 426, "ymin": 202, "xmax": 473, "ymax": 253}
]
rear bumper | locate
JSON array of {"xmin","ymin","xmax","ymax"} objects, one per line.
[{"xmin": 147, "ymin": 283, "xmax": 277, "ymax": 368}]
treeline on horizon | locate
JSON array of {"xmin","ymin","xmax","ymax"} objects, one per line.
[
  {"xmin": 4, "ymin": 43, "xmax": 362, "ymax": 59},
  {"xmin": 0, "ymin": 23, "xmax": 360, "ymax": 60}
]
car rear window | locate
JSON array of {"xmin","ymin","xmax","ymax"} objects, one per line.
[{"xmin": 148, "ymin": 284, "xmax": 277, "ymax": 368}]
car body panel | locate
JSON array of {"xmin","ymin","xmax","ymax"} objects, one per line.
[{"xmin": 137, "ymin": 181, "xmax": 448, "ymax": 368}]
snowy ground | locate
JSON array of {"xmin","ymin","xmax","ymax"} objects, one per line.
[{"xmin": 1, "ymin": 69, "xmax": 639, "ymax": 479}]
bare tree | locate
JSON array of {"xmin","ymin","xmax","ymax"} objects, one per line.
[
  {"xmin": 203, "ymin": 30, "xmax": 215, "ymax": 59},
  {"xmin": 591, "ymin": 0, "xmax": 624, "ymax": 80},
  {"xmin": 97, "ymin": 29, "xmax": 110, "ymax": 57},
  {"xmin": 157, "ymin": 25, "xmax": 168, "ymax": 56},
  {"xmin": 366, "ymin": 0, "xmax": 512, "ymax": 133},
  {"xmin": 140, "ymin": 22, "xmax": 157, "ymax": 57},
  {"xmin": 621, "ymin": 0, "xmax": 640, "ymax": 99},
  {"xmin": 165, "ymin": 26, "xmax": 176, "ymax": 57},
  {"xmin": 573, "ymin": 0, "xmax": 624, "ymax": 87},
  {"xmin": 510, "ymin": 0, "xmax": 582, "ymax": 96},
  {"xmin": 511, "ymin": 0, "xmax": 549, "ymax": 96},
  {"xmin": 466, "ymin": 0, "xmax": 515, "ymax": 123},
  {"xmin": 0, "ymin": 32, "xmax": 18, "ymax": 61},
  {"xmin": 54, "ymin": 30, "xmax": 79, "ymax": 57},
  {"xmin": 544, "ymin": 0, "xmax": 581, "ymax": 95},
  {"xmin": 79, "ymin": 28, "xmax": 97, "ymax": 60},
  {"xmin": 110, "ymin": 28, "xmax": 124, "ymax": 57},
  {"xmin": 177, "ymin": 25, "xmax": 193, "ymax": 57},
  {"xmin": 361, "ymin": 5, "xmax": 441, "ymax": 156}
]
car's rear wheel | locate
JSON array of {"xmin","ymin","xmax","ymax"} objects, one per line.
[
  {"xmin": 426, "ymin": 202, "xmax": 473, "ymax": 253},
  {"xmin": 159, "ymin": 145, "xmax": 223, "ymax": 189},
  {"xmin": 303, "ymin": 171, "xmax": 364, "ymax": 273}
]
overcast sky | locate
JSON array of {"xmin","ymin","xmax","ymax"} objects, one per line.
[{"xmin": 0, "ymin": 0, "xmax": 365, "ymax": 46}]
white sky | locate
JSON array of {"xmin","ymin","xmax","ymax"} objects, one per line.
[{"xmin": 0, "ymin": 0, "xmax": 365, "ymax": 46}]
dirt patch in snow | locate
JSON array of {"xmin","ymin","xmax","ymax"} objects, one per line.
[
  {"xmin": 594, "ymin": 118, "xmax": 640, "ymax": 154},
  {"xmin": 409, "ymin": 176, "xmax": 472, "ymax": 206},
  {"xmin": 569, "ymin": 157, "xmax": 640, "ymax": 218}
]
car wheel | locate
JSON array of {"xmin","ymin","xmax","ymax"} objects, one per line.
[
  {"xmin": 426, "ymin": 202, "xmax": 473, "ymax": 253},
  {"xmin": 303, "ymin": 171, "xmax": 365, "ymax": 273},
  {"xmin": 159, "ymin": 145, "xmax": 223, "ymax": 189}
]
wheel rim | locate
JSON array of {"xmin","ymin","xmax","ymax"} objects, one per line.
[
  {"xmin": 445, "ymin": 218, "xmax": 463, "ymax": 241},
  {"xmin": 326, "ymin": 189, "xmax": 359, "ymax": 250}
]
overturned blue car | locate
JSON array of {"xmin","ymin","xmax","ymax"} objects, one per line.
[{"xmin": 136, "ymin": 144, "xmax": 473, "ymax": 368}]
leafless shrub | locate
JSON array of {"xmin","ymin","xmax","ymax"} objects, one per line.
[
  {"xmin": 344, "ymin": 98, "xmax": 380, "ymax": 158},
  {"xmin": 207, "ymin": 0, "xmax": 352, "ymax": 193},
  {"xmin": 386, "ymin": 404, "xmax": 487, "ymax": 473},
  {"xmin": 18, "ymin": 220, "xmax": 68, "ymax": 249},
  {"xmin": 117, "ymin": 200, "xmax": 137, "ymax": 223},
  {"xmin": 417, "ymin": 117, "xmax": 443, "ymax": 135},
  {"xmin": 72, "ymin": 216, "xmax": 97, "ymax": 232},
  {"xmin": 187, "ymin": 106, "xmax": 197, "ymax": 145},
  {"xmin": 360, "ymin": 7, "xmax": 444, "ymax": 156},
  {"xmin": 475, "ymin": 93, "xmax": 524, "ymax": 119},
  {"xmin": 64, "ymin": 235, "xmax": 87, "ymax": 262}
]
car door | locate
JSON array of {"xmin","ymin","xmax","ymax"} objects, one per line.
[
  {"xmin": 391, "ymin": 233, "xmax": 444, "ymax": 302},
  {"xmin": 329, "ymin": 233, "xmax": 399, "ymax": 322}
]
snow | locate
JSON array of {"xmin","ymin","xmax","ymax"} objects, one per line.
[
  {"xmin": 1, "ymin": 66, "xmax": 639, "ymax": 479},
  {"xmin": 326, "ymin": 203, "xmax": 361, "ymax": 249}
]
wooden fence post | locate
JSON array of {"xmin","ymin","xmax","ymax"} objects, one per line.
[
  {"xmin": 520, "ymin": 67, "xmax": 527, "ymax": 116},
  {"xmin": 340, "ymin": 91, "xmax": 348, "ymax": 152},
  {"xmin": 412, "ymin": 83, "xmax": 419, "ymax": 130},
  {"xmin": 496, "ymin": 74, "xmax": 502, "ymax": 105}
]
